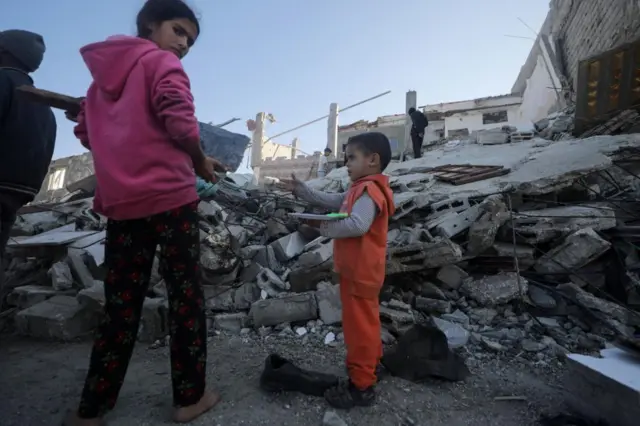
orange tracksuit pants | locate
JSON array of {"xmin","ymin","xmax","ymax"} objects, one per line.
[{"xmin": 340, "ymin": 277, "xmax": 383, "ymax": 390}]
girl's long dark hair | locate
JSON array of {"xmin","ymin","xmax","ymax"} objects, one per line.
[{"xmin": 136, "ymin": 0, "xmax": 199, "ymax": 38}]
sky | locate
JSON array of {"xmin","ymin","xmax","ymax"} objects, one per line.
[{"xmin": 2, "ymin": 0, "xmax": 549, "ymax": 173}]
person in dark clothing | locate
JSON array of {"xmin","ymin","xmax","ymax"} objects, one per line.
[
  {"xmin": 408, "ymin": 107, "xmax": 428, "ymax": 159},
  {"xmin": 0, "ymin": 30, "xmax": 56, "ymax": 285}
]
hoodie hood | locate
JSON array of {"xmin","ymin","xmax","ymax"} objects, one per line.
[
  {"xmin": 354, "ymin": 174, "xmax": 395, "ymax": 217},
  {"xmin": 80, "ymin": 35, "xmax": 158, "ymax": 100}
]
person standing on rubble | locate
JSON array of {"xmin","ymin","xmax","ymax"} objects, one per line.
[
  {"xmin": 408, "ymin": 107, "xmax": 428, "ymax": 159},
  {"xmin": 281, "ymin": 132, "xmax": 395, "ymax": 409},
  {"xmin": 317, "ymin": 147, "xmax": 332, "ymax": 178},
  {"xmin": 0, "ymin": 30, "xmax": 56, "ymax": 273},
  {"xmin": 65, "ymin": 1, "xmax": 226, "ymax": 424}
]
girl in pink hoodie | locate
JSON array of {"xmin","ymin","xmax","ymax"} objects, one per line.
[{"xmin": 66, "ymin": 1, "xmax": 222, "ymax": 424}]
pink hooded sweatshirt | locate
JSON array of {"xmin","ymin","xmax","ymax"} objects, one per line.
[{"xmin": 74, "ymin": 35, "xmax": 200, "ymax": 221}]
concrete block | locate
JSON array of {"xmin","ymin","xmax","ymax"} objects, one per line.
[
  {"xmin": 214, "ymin": 312, "xmax": 249, "ymax": 333},
  {"xmin": 250, "ymin": 292, "xmax": 318, "ymax": 327},
  {"xmin": 270, "ymin": 231, "xmax": 310, "ymax": 262},
  {"xmin": 315, "ymin": 283, "xmax": 342, "ymax": 325},
  {"xmin": 434, "ymin": 205, "xmax": 482, "ymax": 238},
  {"xmin": 139, "ymin": 297, "xmax": 169, "ymax": 343},
  {"xmin": 15, "ymin": 295, "xmax": 99, "ymax": 340},
  {"xmin": 427, "ymin": 198, "xmax": 470, "ymax": 220},
  {"xmin": 48, "ymin": 262, "xmax": 73, "ymax": 291},
  {"xmin": 392, "ymin": 192, "xmax": 429, "ymax": 220},
  {"xmin": 535, "ymin": 228, "xmax": 611, "ymax": 274},
  {"xmin": 477, "ymin": 129, "xmax": 509, "ymax": 145},
  {"xmin": 289, "ymin": 261, "xmax": 333, "ymax": 292},
  {"xmin": 564, "ymin": 348, "xmax": 640, "ymax": 426},
  {"xmin": 7, "ymin": 285, "xmax": 75, "ymax": 309},
  {"xmin": 256, "ymin": 268, "xmax": 289, "ymax": 297},
  {"xmin": 76, "ymin": 281, "xmax": 105, "ymax": 313}
]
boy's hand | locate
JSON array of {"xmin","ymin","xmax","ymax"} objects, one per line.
[
  {"xmin": 278, "ymin": 173, "xmax": 304, "ymax": 193},
  {"xmin": 195, "ymin": 157, "xmax": 227, "ymax": 183}
]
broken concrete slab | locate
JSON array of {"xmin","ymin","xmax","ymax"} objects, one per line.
[
  {"xmin": 315, "ymin": 282, "xmax": 342, "ymax": 325},
  {"xmin": 461, "ymin": 272, "xmax": 528, "ymax": 306},
  {"xmin": 535, "ymin": 228, "xmax": 611, "ymax": 274},
  {"xmin": 15, "ymin": 295, "xmax": 99, "ymax": 340},
  {"xmin": 557, "ymin": 283, "xmax": 640, "ymax": 327},
  {"xmin": 7, "ymin": 285, "xmax": 74, "ymax": 309},
  {"xmin": 509, "ymin": 205, "xmax": 617, "ymax": 244},
  {"xmin": 564, "ymin": 348, "xmax": 640, "ymax": 426},
  {"xmin": 250, "ymin": 292, "xmax": 318, "ymax": 327}
]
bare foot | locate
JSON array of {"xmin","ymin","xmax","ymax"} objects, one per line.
[
  {"xmin": 62, "ymin": 410, "xmax": 104, "ymax": 426},
  {"xmin": 173, "ymin": 390, "xmax": 221, "ymax": 423}
]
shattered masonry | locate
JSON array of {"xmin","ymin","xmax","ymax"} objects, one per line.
[{"xmin": 2, "ymin": 107, "xmax": 640, "ymax": 373}]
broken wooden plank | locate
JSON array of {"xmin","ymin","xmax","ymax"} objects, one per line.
[{"xmin": 15, "ymin": 85, "xmax": 83, "ymax": 115}]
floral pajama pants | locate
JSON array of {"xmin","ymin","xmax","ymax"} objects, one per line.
[{"xmin": 78, "ymin": 201, "xmax": 207, "ymax": 418}]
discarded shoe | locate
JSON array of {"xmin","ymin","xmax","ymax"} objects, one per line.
[
  {"xmin": 260, "ymin": 354, "xmax": 340, "ymax": 397},
  {"xmin": 324, "ymin": 379, "xmax": 376, "ymax": 409}
]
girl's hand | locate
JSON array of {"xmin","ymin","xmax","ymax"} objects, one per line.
[
  {"xmin": 65, "ymin": 110, "xmax": 78, "ymax": 123},
  {"xmin": 195, "ymin": 157, "xmax": 227, "ymax": 183}
]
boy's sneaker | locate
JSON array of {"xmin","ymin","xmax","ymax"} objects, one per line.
[{"xmin": 324, "ymin": 379, "xmax": 376, "ymax": 409}]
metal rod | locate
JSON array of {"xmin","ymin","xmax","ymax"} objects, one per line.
[
  {"xmin": 262, "ymin": 90, "xmax": 392, "ymax": 145},
  {"xmin": 215, "ymin": 117, "xmax": 241, "ymax": 128}
]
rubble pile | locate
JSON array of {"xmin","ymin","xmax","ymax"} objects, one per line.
[{"xmin": 3, "ymin": 129, "xmax": 640, "ymax": 366}]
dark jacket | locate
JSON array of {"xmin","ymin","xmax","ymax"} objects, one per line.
[
  {"xmin": 410, "ymin": 110, "xmax": 429, "ymax": 134},
  {"xmin": 0, "ymin": 67, "xmax": 56, "ymax": 202}
]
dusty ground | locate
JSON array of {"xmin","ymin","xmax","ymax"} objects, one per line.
[{"xmin": 0, "ymin": 332, "xmax": 569, "ymax": 426}]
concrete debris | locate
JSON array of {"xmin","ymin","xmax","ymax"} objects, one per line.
[
  {"xmin": 3, "ymin": 126, "xmax": 640, "ymax": 367},
  {"xmin": 48, "ymin": 262, "xmax": 73, "ymax": 291},
  {"xmin": 461, "ymin": 272, "xmax": 527, "ymax": 306},
  {"xmin": 535, "ymin": 228, "xmax": 611, "ymax": 274}
]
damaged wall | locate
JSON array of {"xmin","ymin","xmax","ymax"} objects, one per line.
[
  {"xmin": 34, "ymin": 153, "xmax": 94, "ymax": 203},
  {"xmin": 557, "ymin": 0, "xmax": 640, "ymax": 91}
]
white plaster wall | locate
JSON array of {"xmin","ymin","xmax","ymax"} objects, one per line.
[
  {"xmin": 516, "ymin": 55, "xmax": 558, "ymax": 124},
  {"xmin": 445, "ymin": 106, "xmax": 521, "ymax": 135}
]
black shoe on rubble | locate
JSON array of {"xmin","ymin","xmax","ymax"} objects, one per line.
[
  {"xmin": 260, "ymin": 354, "xmax": 340, "ymax": 397},
  {"xmin": 324, "ymin": 379, "xmax": 376, "ymax": 409}
]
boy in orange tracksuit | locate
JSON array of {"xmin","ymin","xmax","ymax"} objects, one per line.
[{"xmin": 283, "ymin": 132, "xmax": 395, "ymax": 409}]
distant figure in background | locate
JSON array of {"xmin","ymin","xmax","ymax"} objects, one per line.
[
  {"xmin": 0, "ymin": 29, "xmax": 56, "ymax": 287},
  {"xmin": 317, "ymin": 147, "xmax": 332, "ymax": 178},
  {"xmin": 408, "ymin": 107, "xmax": 428, "ymax": 159}
]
